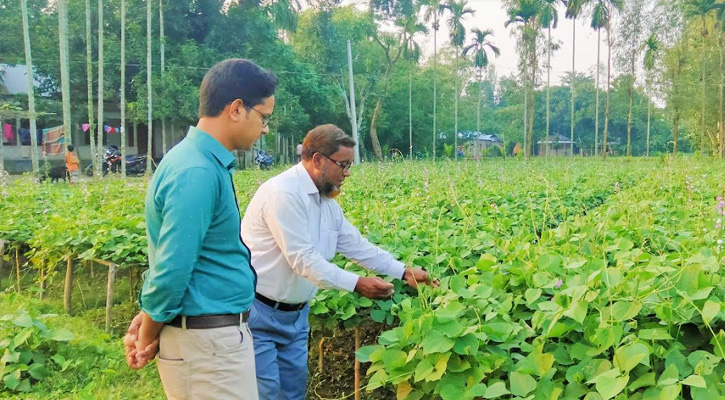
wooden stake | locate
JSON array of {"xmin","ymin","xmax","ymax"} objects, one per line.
[
  {"xmin": 15, "ymin": 247, "xmax": 20, "ymax": 293},
  {"xmin": 104, "ymin": 261, "xmax": 116, "ymax": 333},
  {"xmin": 354, "ymin": 328, "xmax": 361, "ymax": 400},
  {"xmin": 64, "ymin": 256, "xmax": 73, "ymax": 314},
  {"xmin": 0, "ymin": 239, "xmax": 5, "ymax": 285},
  {"xmin": 318, "ymin": 337, "xmax": 325, "ymax": 372},
  {"xmin": 39, "ymin": 268, "xmax": 45, "ymax": 300}
]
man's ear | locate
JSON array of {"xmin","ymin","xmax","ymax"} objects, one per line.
[{"xmin": 228, "ymin": 99, "xmax": 246, "ymax": 122}]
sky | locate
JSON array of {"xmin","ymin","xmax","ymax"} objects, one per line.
[{"xmin": 348, "ymin": 0, "xmax": 611, "ymax": 86}]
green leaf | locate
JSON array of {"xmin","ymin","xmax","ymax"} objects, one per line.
[
  {"xmin": 382, "ymin": 349, "xmax": 407, "ymax": 370},
  {"xmin": 687, "ymin": 351, "xmax": 720, "ymax": 376},
  {"xmin": 421, "ymin": 330, "xmax": 455, "ymax": 355},
  {"xmin": 701, "ymin": 301, "xmax": 720, "ymax": 324},
  {"xmin": 452, "ymin": 333, "xmax": 479, "ymax": 356},
  {"xmin": 476, "ymin": 254, "xmax": 497, "ymax": 270},
  {"xmin": 484, "ymin": 381, "xmax": 510, "ymax": 398},
  {"xmin": 509, "ymin": 371, "xmax": 537, "ymax": 397},
  {"xmin": 592, "ymin": 369, "xmax": 628, "ymax": 400},
  {"xmin": 481, "ymin": 322, "xmax": 514, "ymax": 342},
  {"xmin": 629, "ymin": 372, "xmax": 655, "ymax": 391},
  {"xmin": 638, "ymin": 329, "xmax": 673, "ymax": 341},
  {"xmin": 414, "ymin": 359, "xmax": 435, "ymax": 383},
  {"xmin": 356, "ymin": 345, "xmax": 382, "ymax": 363},
  {"xmin": 12, "ymin": 314, "xmax": 33, "ymax": 328},
  {"xmin": 613, "ymin": 342, "xmax": 650, "ymax": 373},
  {"xmin": 657, "ymin": 363, "xmax": 680, "ymax": 387},
  {"xmin": 660, "ymin": 384, "xmax": 681, "ymax": 400},
  {"xmin": 3, "ymin": 370, "xmax": 21, "ymax": 390},
  {"xmin": 525, "ymin": 288, "xmax": 542, "ymax": 305},
  {"xmin": 46, "ymin": 328, "xmax": 74, "ymax": 342},
  {"xmin": 28, "ymin": 363, "xmax": 49, "ymax": 380},
  {"xmin": 681, "ymin": 375, "xmax": 707, "ymax": 388},
  {"xmin": 435, "ymin": 301, "xmax": 465, "ymax": 323}
]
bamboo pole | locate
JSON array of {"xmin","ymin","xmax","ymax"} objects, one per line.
[
  {"xmin": 39, "ymin": 268, "xmax": 45, "ymax": 300},
  {"xmin": 15, "ymin": 248, "xmax": 20, "ymax": 293},
  {"xmin": 64, "ymin": 256, "xmax": 73, "ymax": 314},
  {"xmin": 354, "ymin": 328, "xmax": 361, "ymax": 400},
  {"xmin": 318, "ymin": 337, "xmax": 325, "ymax": 372},
  {"xmin": 0, "ymin": 239, "xmax": 5, "ymax": 285},
  {"xmin": 94, "ymin": 258, "xmax": 117, "ymax": 332}
]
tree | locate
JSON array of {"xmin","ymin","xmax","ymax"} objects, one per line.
[
  {"xmin": 160, "ymin": 0, "xmax": 166, "ymax": 156},
  {"xmin": 58, "ymin": 0, "xmax": 72, "ymax": 152},
  {"xmin": 400, "ymin": 10, "xmax": 428, "ymax": 158},
  {"xmin": 505, "ymin": 0, "xmax": 543, "ymax": 158},
  {"xmin": 463, "ymin": 28, "xmax": 500, "ymax": 138},
  {"xmin": 591, "ymin": 0, "xmax": 623, "ymax": 159},
  {"xmin": 21, "ymin": 0, "xmax": 39, "ymax": 176},
  {"xmin": 684, "ymin": 0, "xmax": 724, "ymax": 154},
  {"xmin": 643, "ymin": 33, "xmax": 659, "ymax": 156},
  {"xmin": 85, "ymin": 0, "xmax": 97, "ymax": 175},
  {"xmin": 444, "ymin": 0, "xmax": 475, "ymax": 158},
  {"xmin": 564, "ymin": 0, "xmax": 588, "ymax": 156},
  {"xmin": 121, "ymin": 0, "xmax": 127, "ymax": 176},
  {"xmin": 616, "ymin": 0, "xmax": 645, "ymax": 157},
  {"xmin": 540, "ymin": 0, "xmax": 561, "ymax": 157},
  {"xmin": 97, "ymin": 0, "xmax": 104, "ymax": 176},
  {"xmin": 146, "ymin": 0, "xmax": 153, "ymax": 175},
  {"xmin": 423, "ymin": 0, "xmax": 447, "ymax": 160}
]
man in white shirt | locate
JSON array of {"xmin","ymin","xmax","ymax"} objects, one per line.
[{"xmin": 241, "ymin": 124, "xmax": 438, "ymax": 399}]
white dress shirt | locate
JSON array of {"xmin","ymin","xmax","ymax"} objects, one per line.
[{"xmin": 241, "ymin": 163, "xmax": 405, "ymax": 304}]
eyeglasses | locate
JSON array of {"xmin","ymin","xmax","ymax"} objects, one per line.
[
  {"xmin": 249, "ymin": 106, "xmax": 272, "ymax": 127},
  {"xmin": 317, "ymin": 152, "xmax": 353, "ymax": 172}
]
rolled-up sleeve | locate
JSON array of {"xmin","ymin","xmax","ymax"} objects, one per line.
[
  {"xmin": 140, "ymin": 168, "xmax": 217, "ymax": 322},
  {"xmin": 263, "ymin": 191, "xmax": 360, "ymax": 292},
  {"xmin": 336, "ymin": 216, "xmax": 406, "ymax": 280}
]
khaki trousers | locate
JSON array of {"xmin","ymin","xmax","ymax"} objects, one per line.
[{"xmin": 156, "ymin": 322, "xmax": 258, "ymax": 400}]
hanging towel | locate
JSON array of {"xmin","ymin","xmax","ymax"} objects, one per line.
[
  {"xmin": 3, "ymin": 123, "xmax": 13, "ymax": 142},
  {"xmin": 42, "ymin": 125, "xmax": 64, "ymax": 155},
  {"xmin": 82, "ymin": 123, "xmax": 90, "ymax": 132}
]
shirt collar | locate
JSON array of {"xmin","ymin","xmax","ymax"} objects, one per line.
[
  {"xmin": 186, "ymin": 126, "xmax": 236, "ymax": 170},
  {"xmin": 295, "ymin": 163, "xmax": 319, "ymax": 195}
]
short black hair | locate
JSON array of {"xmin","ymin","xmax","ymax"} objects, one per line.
[
  {"xmin": 67, "ymin": 145, "xmax": 75, "ymax": 152},
  {"xmin": 302, "ymin": 124, "xmax": 356, "ymax": 161},
  {"xmin": 198, "ymin": 59, "xmax": 278, "ymax": 118}
]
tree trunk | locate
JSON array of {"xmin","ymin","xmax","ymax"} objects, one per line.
[
  {"xmin": 97, "ymin": 0, "xmax": 104, "ymax": 176},
  {"xmin": 603, "ymin": 25, "xmax": 612, "ymax": 159},
  {"xmin": 701, "ymin": 19, "xmax": 707, "ymax": 155},
  {"xmin": 121, "ymin": 0, "xmax": 126, "ymax": 176},
  {"xmin": 85, "ymin": 0, "xmax": 96, "ymax": 173},
  {"xmin": 432, "ymin": 22, "xmax": 438, "ymax": 161},
  {"xmin": 160, "ymin": 0, "xmax": 166, "ymax": 157},
  {"xmin": 21, "ymin": 0, "xmax": 39, "ymax": 176},
  {"xmin": 146, "ymin": 0, "xmax": 154, "ymax": 175},
  {"xmin": 59, "ymin": 0, "xmax": 72, "ymax": 150},
  {"xmin": 595, "ymin": 28, "xmax": 601, "ymax": 157},
  {"xmin": 720, "ymin": 33, "xmax": 724, "ymax": 158},
  {"xmin": 527, "ymin": 44, "xmax": 536, "ymax": 158},
  {"xmin": 369, "ymin": 66, "xmax": 394, "ymax": 161},
  {"xmin": 546, "ymin": 25, "xmax": 551, "ymax": 158},
  {"xmin": 646, "ymin": 97, "xmax": 651, "ymax": 157},
  {"xmin": 454, "ymin": 51, "xmax": 459, "ymax": 159},
  {"xmin": 673, "ymin": 109, "xmax": 680, "ymax": 155},
  {"xmin": 409, "ymin": 63, "xmax": 413, "ymax": 159},
  {"xmin": 570, "ymin": 18, "xmax": 576, "ymax": 157},
  {"xmin": 626, "ymin": 75, "xmax": 634, "ymax": 157},
  {"xmin": 477, "ymin": 71, "xmax": 482, "ymax": 134}
]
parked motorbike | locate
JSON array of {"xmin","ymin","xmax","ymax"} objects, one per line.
[
  {"xmin": 255, "ymin": 150, "xmax": 274, "ymax": 170},
  {"xmin": 84, "ymin": 146, "xmax": 150, "ymax": 176}
]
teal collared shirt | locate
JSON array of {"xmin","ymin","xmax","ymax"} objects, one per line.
[{"xmin": 139, "ymin": 126, "xmax": 256, "ymax": 323}]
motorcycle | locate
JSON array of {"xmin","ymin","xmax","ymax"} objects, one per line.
[
  {"xmin": 84, "ymin": 146, "xmax": 150, "ymax": 176},
  {"xmin": 255, "ymin": 149, "xmax": 274, "ymax": 170}
]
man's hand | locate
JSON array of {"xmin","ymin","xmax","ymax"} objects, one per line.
[
  {"xmin": 355, "ymin": 276, "xmax": 394, "ymax": 299},
  {"xmin": 403, "ymin": 268, "xmax": 440, "ymax": 289},
  {"xmin": 123, "ymin": 312, "xmax": 160, "ymax": 369}
]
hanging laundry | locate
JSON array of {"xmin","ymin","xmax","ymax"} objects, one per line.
[
  {"xmin": 42, "ymin": 125, "xmax": 65, "ymax": 155},
  {"xmin": 82, "ymin": 123, "xmax": 90, "ymax": 132},
  {"xmin": 19, "ymin": 128, "xmax": 30, "ymax": 145},
  {"xmin": 104, "ymin": 125, "xmax": 116, "ymax": 134},
  {"xmin": 3, "ymin": 123, "xmax": 13, "ymax": 142}
]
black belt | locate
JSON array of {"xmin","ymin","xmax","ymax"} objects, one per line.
[
  {"xmin": 255, "ymin": 292, "xmax": 306, "ymax": 312},
  {"xmin": 167, "ymin": 311, "xmax": 250, "ymax": 329}
]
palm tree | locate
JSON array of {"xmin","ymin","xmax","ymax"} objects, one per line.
[
  {"xmin": 463, "ymin": 28, "xmax": 500, "ymax": 137},
  {"xmin": 97, "ymin": 0, "xmax": 104, "ymax": 176},
  {"xmin": 85, "ymin": 0, "xmax": 96, "ymax": 175},
  {"xmin": 160, "ymin": 0, "xmax": 166, "ymax": 157},
  {"xmin": 58, "ymin": 0, "xmax": 72, "ymax": 150},
  {"xmin": 21, "ymin": 0, "xmax": 39, "ymax": 176},
  {"xmin": 400, "ymin": 14, "xmax": 428, "ymax": 159},
  {"xmin": 146, "ymin": 0, "xmax": 153, "ymax": 175},
  {"xmin": 423, "ymin": 0, "xmax": 447, "ymax": 160},
  {"xmin": 591, "ymin": 0, "xmax": 622, "ymax": 159},
  {"xmin": 505, "ymin": 0, "xmax": 543, "ymax": 158},
  {"xmin": 564, "ymin": 0, "xmax": 587, "ymax": 156},
  {"xmin": 121, "ymin": 0, "xmax": 127, "ymax": 176},
  {"xmin": 643, "ymin": 33, "xmax": 659, "ymax": 157},
  {"xmin": 540, "ymin": 0, "xmax": 561, "ymax": 158},
  {"xmin": 444, "ymin": 0, "xmax": 475, "ymax": 159},
  {"xmin": 685, "ymin": 0, "xmax": 724, "ymax": 154}
]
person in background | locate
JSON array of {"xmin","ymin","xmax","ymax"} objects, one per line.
[
  {"xmin": 296, "ymin": 141, "xmax": 302, "ymax": 163},
  {"xmin": 65, "ymin": 145, "xmax": 80, "ymax": 184}
]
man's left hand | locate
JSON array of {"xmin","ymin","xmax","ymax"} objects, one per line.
[{"xmin": 403, "ymin": 268, "xmax": 440, "ymax": 289}]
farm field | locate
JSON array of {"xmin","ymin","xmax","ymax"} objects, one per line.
[{"xmin": 0, "ymin": 157, "xmax": 724, "ymax": 400}]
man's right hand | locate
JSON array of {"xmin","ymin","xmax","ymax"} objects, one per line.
[{"xmin": 354, "ymin": 276, "xmax": 394, "ymax": 299}]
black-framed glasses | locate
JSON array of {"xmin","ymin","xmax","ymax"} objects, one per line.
[
  {"xmin": 249, "ymin": 106, "xmax": 272, "ymax": 127},
  {"xmin": 317, "ymin": 152, "xmax": 353, "ymax": 172}
]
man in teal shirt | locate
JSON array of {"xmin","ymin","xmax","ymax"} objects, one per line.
[{"xmin": 123, "ymin": 58, "xmax": 276, "ymax": 400}]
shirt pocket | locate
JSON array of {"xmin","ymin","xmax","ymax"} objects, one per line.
[{"xmin": 320, "ymin": 229, "xmax": 338, "ymax": 260}]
